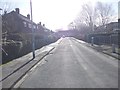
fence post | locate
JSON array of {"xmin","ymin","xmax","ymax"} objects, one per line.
[
  {"xmin": 91, "ymin": 37, "xmax": 94, "ymax": 46},
  {"xmin": 112, "ymin": 44, "xmax": 116, "ymax": 53}
]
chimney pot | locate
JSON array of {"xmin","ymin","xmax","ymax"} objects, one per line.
[
  {"xmin": 39, "ymin": 22, "xmax": 41, "ymax": 25},
  {"xmin": 4, "ymin": 10, "xmax": 7, "ymax": 14},
  {"xmin": 43, "ymin": 24, "xmax": 45, "ymax": 27},
  {"xmin": 27, "ymin": 14, "xmax": 30, "ymax": 19},
  {"xmin": 15, "ymin": 8, "xmax": 20, "ymax": 14}
]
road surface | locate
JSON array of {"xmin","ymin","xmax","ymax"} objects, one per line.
[{"xmin": 17, "ymin": 37, "xmax": 118, "ymax": 88}]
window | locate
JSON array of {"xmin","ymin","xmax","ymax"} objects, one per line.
[
  {"xmin": 28, "ymin": 23, "xmax": 31, "ymax": 28},
  {"xmin": 37, "ymin": 26, "xmax": 39, "ymax": 29},
  {"xmin": 23, "ymin": 21, "xmax": 27, "ymax": 27},
  {"xmin": 33, "ymin": 25, "xmax": 36, "ymax": 29}
]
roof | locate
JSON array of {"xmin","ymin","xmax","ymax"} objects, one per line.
[
  {"xmin": 18, "ymin": 14, "xmax": 31, "ymax": 23},
  {"xmin": 3, "ymin": 10, "xmax": 51, "ymax": 32},
  {"xmin": 7, "ymin": 10, "xmax": 36, "ymax": 24}
]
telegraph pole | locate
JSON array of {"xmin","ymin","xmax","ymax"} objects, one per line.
[
  {"xmin": 30, "ymin": 0, "xmax": 35, "ymax": 59},
  {"xmin": 91, "ymin": 3, "xmax": 95, "ymax": 46},
  {"xmin": 0, "ymin": 9, "xmax": 2, "ymax": 90}
]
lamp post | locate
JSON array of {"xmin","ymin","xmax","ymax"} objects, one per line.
[
  {"xmin": 30, "ymin": 0, "xmax": 35, "ymax": 59},
  {"xmin": 0, "ymin": 8, "xmax": 2, "ymax": 68},
  {"xmin": 0, "ymin": 8, "xmax": 2, "ymax": 15},
  {"xmin": 91, "ymin": 3, "xmax": 95, "ymax": 46},
  {"xmin": 0, "ymin": 10, "xmax": 2, "ymax": 88}
]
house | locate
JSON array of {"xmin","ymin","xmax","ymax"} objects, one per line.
[
  {"xmin": 2, "ymin": 8, "xmax": 57, "ymax": 63},
  {"xmin": 3, "ymin": 8, "xmax": 37, "ymax": 33},
  {"xmin": 2, "ymin": 8, "xmax": 51, "ymax": 41},
  {"xmin": 94, "ymin": 22, "xmax": 119, "ymax": 34},
  {"xmin": 88, "ymin": 21, "xmax": 119, "ymax": 45}
]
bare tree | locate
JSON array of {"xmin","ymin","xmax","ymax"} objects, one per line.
[
  {"xmin": 81, "ymin": 4, "xmax": 93, "ymax": 27},
  {"xmin": 74, "ymin": 2, "xmax": 115, "ymax": 31},
  {"xmin": 95, "ymin": 2, "xmax": 114, "ymax": 26},
  {"xmin": 75, "ymin": 2, "xmax": 95, "ymax": 31},
  {"xmin": 0, "ymin": 0, "xmax": 16, "ymax": 14},
  {"xmin": 68, "ymin": 22, "xmax": 76, "ymax": 30},
  {"xmin": 73, "ymin": 2, "xmax": 99, "ymax": 34}
]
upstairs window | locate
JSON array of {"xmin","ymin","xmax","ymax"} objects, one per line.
[
  {"xmin": 23, "ymin": 21, "xmax": 27, "ymax": 27},
  {"xmin": 33, "ymin": 25, "xmax": 36, "ymax": 29},
  {"xmin": 28, "ymin": 23, "xmax": 31, "ymax": 28},
  {"xmin": 36, "ymin": 26, "xmax": 39, "ymax": 29}
]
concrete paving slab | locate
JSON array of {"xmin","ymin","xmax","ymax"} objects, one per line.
[
  {"xmin": 1, "ymin": 38, "xmax": 62, "ymax": 89},
  {"xmin": 2, "ymin": 48, "xmax": 54, "ymax": 88},
  {"xmin": 74, "ymin": 38, "xmax": 119, "ymax": 60}
]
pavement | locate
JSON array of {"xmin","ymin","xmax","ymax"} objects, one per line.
[
  {"xmin": 1, "ymin": 38, "xmax": 62, "ymax": 89},
  {"xmin": 74, "ymin": 38, "xmax": 119, "ymax": 60},
  {"xmin": 93, "ymin": 45, "xmax": 119, "ymax": 60},
  {"xmin": 16, "ymin": 37, "xmax": 118, "ymax": 88},
  {"xmin": 1, "ymin": 37, "xmax": 119, "ymax": 89}
]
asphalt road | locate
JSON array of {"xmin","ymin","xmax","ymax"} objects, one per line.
[{"xmin": 18, "ymin": 37, "xmax": 118, "ymax": 88}]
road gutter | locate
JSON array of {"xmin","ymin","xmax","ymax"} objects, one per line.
[
  {"xmin": 73, "ymin": 38, "xmax": 119, "ymax": 60},
  {"xmin": 1, "ymin": 38, "xmax": 63, "ymax": 89},
  {"xmin": 2, "ymin": 47, "xmax": 55, "ymax": 89},
  {"xmin": 12, "ymin": 54, "xmax": 48, "ymax": 88}
]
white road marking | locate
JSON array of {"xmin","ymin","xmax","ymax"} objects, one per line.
[
  {"xmin": 70, "ymin": 45, "xmax": 72, "ymax": 47},
  {"xmin": 13, "ymin": 73, "xmax": 29, "ymax": 88},
  {"xmin": 13, "ymin": 56, "xmax": 48, "ymax": 88},
  {"xmin": 68, "ymin": 39, "xmax": 88, "ymax": 71}
]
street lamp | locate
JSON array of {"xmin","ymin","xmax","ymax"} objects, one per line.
[
  {"xmin": 91, "ymin": 2, "xmax": 95, "ymax": 46},
  {"xmin": 0, "ymin": 8, "xmax": 2, "ymax": 68},
  {"xmin": 30, "ymin": 0, "xmax": 35, "ymax": 59},
  {"xmin": 0, "ymin": 8, "xmax": 2, "ymax": 15}
]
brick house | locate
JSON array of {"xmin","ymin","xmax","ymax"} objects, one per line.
[
  {"xmin": 94, "ymin": 22, "xmax": 119, "ymax": 34},
  {"xmin": 2, "ymin": 8, "xmax": 55, "ymax": 63},
  {"xmin": 2, "ymin": 8, "xmax": 50, "ymax": 42}
]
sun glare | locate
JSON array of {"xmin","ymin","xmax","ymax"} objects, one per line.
[
  {"xmin": 32, "ymin": 0, "xmax": 85, "ymax": 31},
  {"xmin": 1, "ymin": 0, "xmax": 118, "ymax": 31}
]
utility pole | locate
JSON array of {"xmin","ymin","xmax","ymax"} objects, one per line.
[
  {"xmin": 91, "ymin": 4, "xmax": 95, "ymax": 46},
  {"xmin": 0, "ymin": 9, "xmax": 2, "ymax": 90},
  {"xmin": 30, "ymin": 0, "xmax": 35, "ymax": 59}
]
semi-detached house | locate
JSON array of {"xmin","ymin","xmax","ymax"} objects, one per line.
[{"xmin": 2, "ymin": 8, "xmax": 49, "ymax": 42}]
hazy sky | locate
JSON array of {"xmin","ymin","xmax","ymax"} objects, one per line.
[{"xmin": 0, "ymin": 0, "xmax": 119, "ymax": 31}]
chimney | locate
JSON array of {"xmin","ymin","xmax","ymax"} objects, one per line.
[
  {"xmin": 4, "ymin": 10, "xmax": 7, "ymax": 14},
  {"xmin": 39, "ymin": 22, "xmax": 41, "ymax": 25},
  {"xmin": 27, "ymin": 14, "xmax": 30, "ymax": 19},
  {"xmin": 118, "ymin": 18, "xmax": 120, "ymax": 23},
  {"xmin": 15, "ymin": 8, "xmax": 20, "ymax": 14},
  {"xmin": 43, "ymin": 24, "xmax": 45, "ymax": 27}
]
